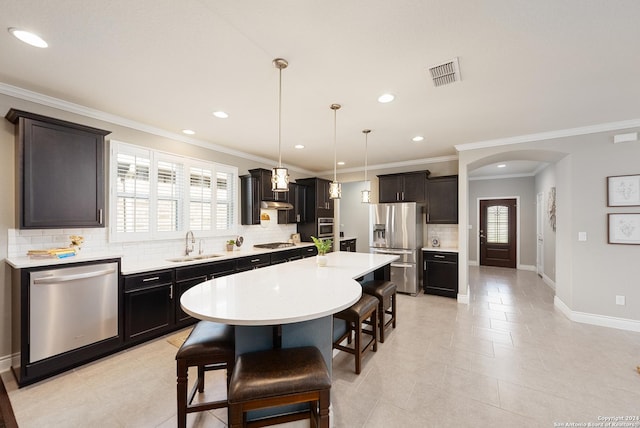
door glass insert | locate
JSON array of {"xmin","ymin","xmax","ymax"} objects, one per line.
[{"xmin": 486, "ymin": 205, "xmax": 509, "ymax": 243}]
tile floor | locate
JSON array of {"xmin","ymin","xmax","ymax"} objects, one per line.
[{"xmin": 3, "ymin": 266, "xmax": 640, "ymax": 427}]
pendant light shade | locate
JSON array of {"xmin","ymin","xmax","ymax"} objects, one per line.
[
  {"xmin": 271, "ymin": 58, "xmax": 289, "ymax": 192},
  {"xmin": 361, "ymin": 129, "xmax": 371, "ymax": 203},
  {"xmin": 329, "ymin": 103, "xmax": 341, "ymax": 199}
]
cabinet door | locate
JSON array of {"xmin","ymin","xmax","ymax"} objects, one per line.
[
  {"xmin": 124, "ymin": 283, "xmax": 173, "ymax": 342},
  {"xmin": 240, "ymin": 175, "xmax": 260, "ymax": 225},
  {"xmin": 175, "ymin": 276, "xmax": 206, "ymax": 327},
  {"xmin": 278, "ymin": 182, "xmax": 306, "ymax": 224},
  {"xmin": 316, "ymin": 178, "xmax": 334, "ymax": 216},
  {"xmin": 427, "ymin": 176, "xmax": 458, "ymax": 224},
  {"xmin": 378, "ymin": 175, "xmax": 401, "ymax": 202},
  {"xmin": 423, "ymin": 252, "xmax": 458, "ymax": 298},
  {"xmin": 256, "ymin": 169, "xmax": 286, "ymax": 202},
  {"xmin": 8, "ymin": 110, "xmax": 110, "ymax": 229},
  {"xmin": 401, "ymin": 172, "xmax": 426, "ymax": 203}
]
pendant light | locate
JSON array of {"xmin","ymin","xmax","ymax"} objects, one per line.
[
  {"xmin": 271, "ymin": 58, "xmax": 289, "ymax": 192},
  {"xmin": 361, "ymin": 129, "xmax": 371, "ymax": 203},
  {"xmin": 329, "ymin": 103, "xmax": 342, "ymax": 199}
]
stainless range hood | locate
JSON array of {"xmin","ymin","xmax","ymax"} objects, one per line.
[{"xmin": 260, "ymin": 200, "xmax": 293, "ymax": 210}]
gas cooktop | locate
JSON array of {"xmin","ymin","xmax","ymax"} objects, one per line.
[{"xmin": 253, "ymin": 242, "xmax": 295, "ymax": 249}]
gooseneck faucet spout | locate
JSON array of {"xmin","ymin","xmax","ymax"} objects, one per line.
[{"xmin": 185, "ymin": 231, "xmax": 195, "ymax": 255}]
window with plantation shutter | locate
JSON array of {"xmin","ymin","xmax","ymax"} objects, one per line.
[
  {"xmin": 110, "ymin": 140, "xmax": 238, "ymax": 242},
  {"xmin": 189, "ymin": 166, "xmax": 213, "ymax": 231},
  {"xmin": 215, "ymin": 168, "xmax": 235, "ymax": 232},
  {"xmin": 486, "ymin": 205, "xmax": 509, "ymax": 244},
  {"xmin": 115, "ymin": 149, "xmax": 150, "ymax": 234},
  {"xmin": 157, "ymin": 160, "xmax": 183, "ymax": 232}
]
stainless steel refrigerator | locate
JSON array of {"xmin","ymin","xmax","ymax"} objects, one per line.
[{"xmin": 369, "ymin": 202, "xmax": 424, "ymax": 295}]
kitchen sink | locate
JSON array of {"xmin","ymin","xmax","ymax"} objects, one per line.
[{"xmin": 166, "ymin": 254, "xmax": 223, "ymax": 263}]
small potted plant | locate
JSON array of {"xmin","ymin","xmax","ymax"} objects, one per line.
[
  {"xmin": 311, "ymin": 236, "xmax": 332, "ymax": 266},
  {"xmin": 226, "ymin": 239, "xmax": 235, "ymax": 251}
]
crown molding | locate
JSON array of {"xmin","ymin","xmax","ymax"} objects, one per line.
[
  {"xmin": 0, "ymin": 82, "xmax": 314, "ymax": 175},
  {"xmin": 319, "ymin": 154, "xmax": 459, "ymax": 176},
  {"xmin": 455, "ymin": 119, "xmax": 640, "ymax": 152}
]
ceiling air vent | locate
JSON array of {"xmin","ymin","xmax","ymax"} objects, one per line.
[{"xmin": 428, "ymin": 57, "xmax": 461, "ymax": 87}]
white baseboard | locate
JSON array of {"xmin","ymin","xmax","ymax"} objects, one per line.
[
  {"xmin": 517, "ymin": 264, "xmax": 536, "ymax": 271},
  {"xmin": 457, "ymin": 291, "xmax": 470, "ymax": 304},
  {"xmin": 542, "ymin": 273, "xmax": 556, "ymax": 290},
  {"xmin": 0, "ymin": 352, "xmax": 16, "ymax": 373},
  {"xmin": 468, "ymin": 260, "xmax": 478, "ymax": 266},
  {"xmin": 554, "ymin": 296, "xmax": 640, "ymax": 333}
]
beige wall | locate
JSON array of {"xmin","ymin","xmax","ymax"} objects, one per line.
[
  {"xmin": 468, "ymin": 176, "xmax": 537, "ymax": 267},
  {"xmin": 458, "ymin": 129, "xmax": 640, "ymax": 325}
]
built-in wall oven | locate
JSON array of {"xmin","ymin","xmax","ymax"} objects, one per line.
[{"xmin": 317, "ymin": 217, "xmax": 334, "ymax": 238}]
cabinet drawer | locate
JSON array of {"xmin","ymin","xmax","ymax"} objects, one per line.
[
  {"xmin": 299, "ymin": 246, "xmax": 318, "ymax": 258},
  {"xmin": 124, "ymin": 270, "xmax": 173, "ymax": 291},
  {"xmin": 423, "ymin": 252, "xmax": 458, "ymax": 263},
  {"xmin": 175, "ymin": 260, "xmax": 236, "ymax": 281},
  {"xmin": 236, "ymin": 254, "xmax": 271, "ymax": 271}
]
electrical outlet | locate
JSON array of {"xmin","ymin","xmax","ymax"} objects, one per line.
[{"xmin": 616, "ymin": 295, "xmax": 625, "ymax": 306}]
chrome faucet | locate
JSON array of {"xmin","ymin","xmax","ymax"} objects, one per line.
[{"xmin": 185, "ymin": 230, "xmax": 195, "ymax": 255}]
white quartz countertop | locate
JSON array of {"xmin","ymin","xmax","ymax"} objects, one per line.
[
  {"xmin": 180, "ymin": 251, "xmax": 398, "ymax": 326},
  {"xmin": 4, "ymin": 243, "xmax": 317, "ymax": 273},
  {"xmin": 421, "ymin": 247, "xmax": 458, "ymax": 253},
  {"xmin": 4, "ymin": 251, "xmax": 124, "ymax": 269}
]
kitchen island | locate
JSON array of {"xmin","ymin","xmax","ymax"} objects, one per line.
[{"xmin": 180, "ymin": 251, "xmax": 398, "ymax": 373}]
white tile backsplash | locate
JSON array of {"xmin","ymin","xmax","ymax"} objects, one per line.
[
  {"xmin": 426, "ymin": 224, "xmax": 458, "ymax": 248},
  {"xmin": 7, "ymin": 209, "xmax": 298, "ymax": 259}
]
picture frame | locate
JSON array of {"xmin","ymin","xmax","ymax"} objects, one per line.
[
  {"xmin": 608, "ymin": 213, "xmax": 640, "ymax": 245},
  {"xmin": 607, "ymin": 174, "xmax": 640, "ymax": 206}
]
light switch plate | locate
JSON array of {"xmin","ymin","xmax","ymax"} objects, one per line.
[
  {"xmin": 616, "ymin": 295, "xmax": 625, "ymax": 306},
  {"xmin": 578, "ymin": 232, "xmax": 587, "ymax": 241}
]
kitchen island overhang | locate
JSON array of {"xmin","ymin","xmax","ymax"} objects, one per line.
[{"xmin": 180, "ymin": 251, "xmax": 399, "ymax": 366}]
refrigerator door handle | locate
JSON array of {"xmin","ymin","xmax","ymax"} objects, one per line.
[
  {"xmin": 372, "ymin": 249, "xmax": 412, "ymax": 255},
  {"xmin": 391, "ymin": 262, "xmax": 413, "ymax": 268}
]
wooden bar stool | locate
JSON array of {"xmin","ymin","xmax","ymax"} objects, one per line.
[
  {"xmin": 333, "ymin": 294, "xmax": 378, "ymax": 374},
  {"xmin": 176, "ymin": 321, "xmax": 235, "ymax": 428},
  {"xmin": 228, "ymin": 346, "xmax": 331, "ymax": 428},
  {"xmin": 362, "ymin": 280, "xmax": 397, "ymax": 343}
]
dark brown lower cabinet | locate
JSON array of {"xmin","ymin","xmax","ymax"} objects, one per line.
[
  {"xmin": 339, "ymin": 239, "xmax": 356, "ymax": 252},
  {"xmin": 123, "ymin": 270, "xmax": 174, "ymax": 343},
  {"xmin": 423, "ymin": 251, "xmax": 458, "ymax": 298}
]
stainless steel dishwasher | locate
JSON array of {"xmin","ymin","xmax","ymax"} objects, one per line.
[{"xmin": 29, "ymin": 262, "xmax": 119, "ymax": 363}]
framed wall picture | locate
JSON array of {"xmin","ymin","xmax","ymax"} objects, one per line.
[
  {"xmin": 608, "ymin": 213, "xmax": 640, "ymax": 244},
  {"xmin": 607, "ymin": 174, "xmax": 640, "ymax": 206}
]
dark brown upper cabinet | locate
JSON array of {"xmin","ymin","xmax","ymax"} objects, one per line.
[
  {"xmin": 426, "ymin": 175, "xmax": 458, "ymax": 224},
  {"xmin": 377, "ymin": 171, "xmax": 429, "ymax": 203},
  {"xmin": 6, "ymin": 109, "xmax": 110, "ymax": 229}
]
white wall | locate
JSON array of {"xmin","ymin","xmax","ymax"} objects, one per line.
[
  {"xmin": 534, "ymin": 164, "xmax": 557, "ymax": 283},
  {"xmin": 339, "ymin": 181, "xmax": 370, "ymax": 252},
  {"xmin": 468, "ymin": 176, "xmax": 537, "ymax": 268}
]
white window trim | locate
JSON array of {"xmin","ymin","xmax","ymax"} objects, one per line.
[{"xmin": 109, "ymin": 140, "xmax": 238, "ymax": 243}]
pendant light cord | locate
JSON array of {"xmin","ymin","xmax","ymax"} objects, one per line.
[
  {"xmin": 278, "ymin": 65, "xmax": 283, "ymax": 167},
  {"xmin": 333, "ymin": 107, "xmax": 337, "ymax": 182}
]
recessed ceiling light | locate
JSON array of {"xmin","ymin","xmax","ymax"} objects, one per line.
[
  {"xmin": 294, "ymin": 144, "xmax": 305, "ymax": 149},
  {"xmin": 377, "ymin": 93, "xmax": 395, "ymax": 103},
  {"xmin": 412, "ymin": 136, "xmax": 424, "ymax": 142},
  {"xmin": 182, "ymin": 129, "xmax": 195, "ymax": 135},
  {"xmin": 212, "ymin": 111, "xmax": 229, "ymax": 119},
  {"xmin": 497, "ymin": 164, "xmax": 506, "ymax": 168},
  {"xmin": 8, "ymin": 28, "xmax": 48, "ymax": 48},
  {"xmin": 337, "ymin": 161, "xmax": 345, "ymax": 166}
]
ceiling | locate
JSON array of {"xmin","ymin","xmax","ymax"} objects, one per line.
[{"xmin": 2, "ymin": 0, "xmax": 640, "ymax": 174}]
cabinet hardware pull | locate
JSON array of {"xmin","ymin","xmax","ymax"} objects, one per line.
[
  {"xmin": 251, "ymin": 258, "xmax": 260, "ymax": 262},
  {"xmin": 142, "ymin": 276, "xmax": 160, "ymax": 282},
  {"xmin": 98, "ymin": 209, "xmax": 103, "ymax": 224},
  {"xmin": 427, "ymin": 213, "xmax": 430, "ymax": 222},
  {"xmin": 433, "ymin": 255, "xmax": 445, "ymax": 258},
  {"xmin": 169, "ymin": 285, "xmax": 173, "ymax": 299}
]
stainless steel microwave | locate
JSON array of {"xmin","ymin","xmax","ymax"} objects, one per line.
[{"xmin": 317, "ymin": 218, "xmax": 334, "ymax": 238}]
